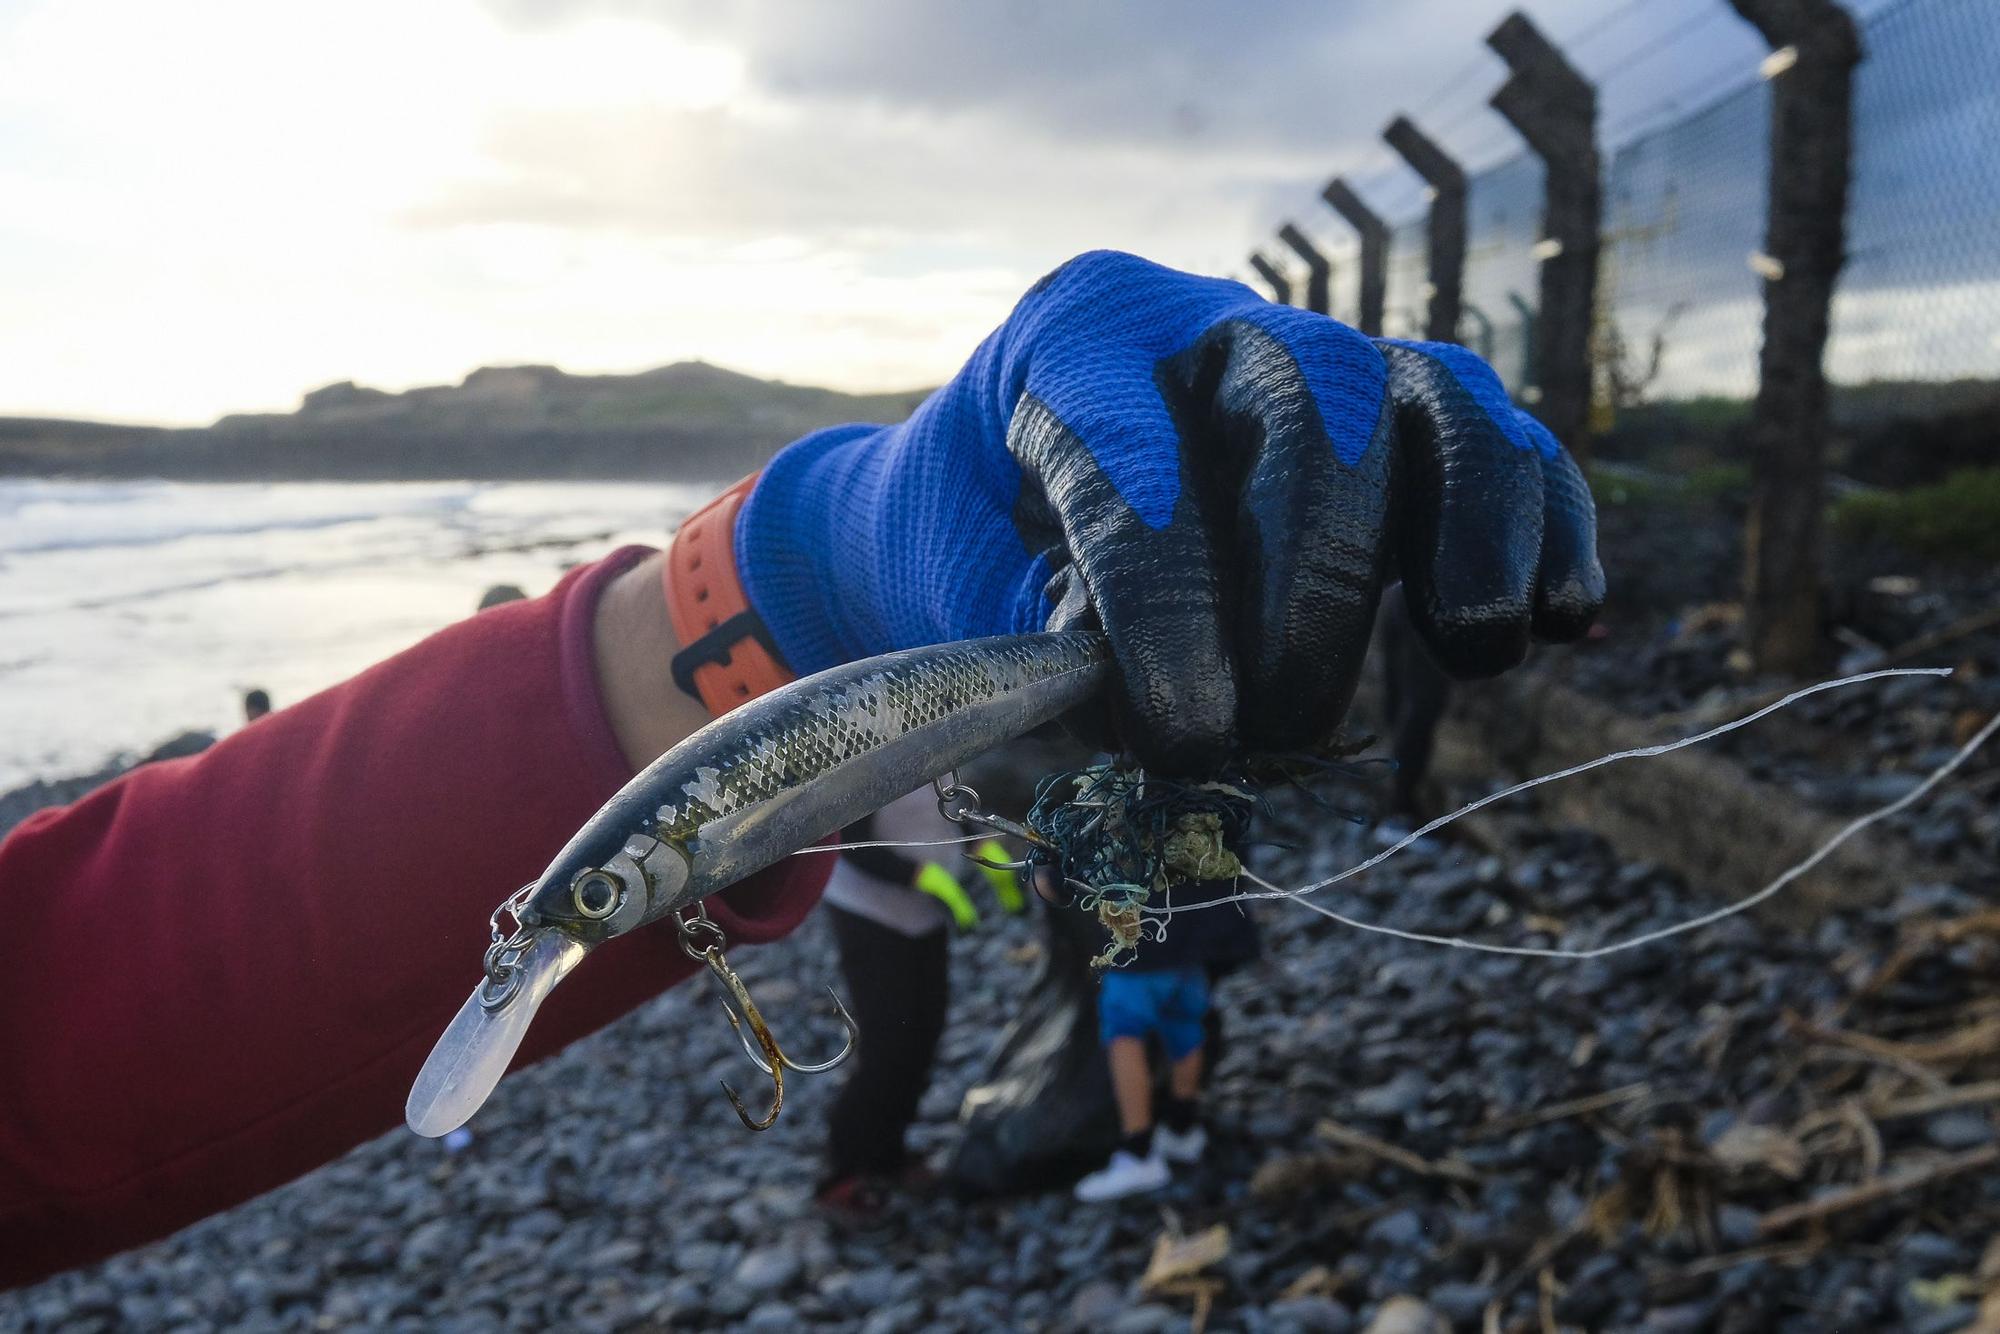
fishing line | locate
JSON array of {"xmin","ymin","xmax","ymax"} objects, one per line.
[
  {"xmin": 1226, "ymin": 666, "xmax": 1952, "ymax": 905},
  {"xmin": 790, "ymin": 833, "xmax": 993, "ymax": 855},
  {"xmin": 1165, "ymin": 667, "xmax": 1988, "ymax": 959},
  {"xmin": 1256, "ymin": 705, "xmax": 1998, "ymax": 959}
]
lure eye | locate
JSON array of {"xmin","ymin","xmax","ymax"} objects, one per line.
[{"xmin": 571, "ymin": 870, "xmax": 621, "ymax": 920}]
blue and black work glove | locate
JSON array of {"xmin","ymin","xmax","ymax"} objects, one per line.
[{"xmin": 735, "ymin": 250, "xmax": 1603, "ymax": 773}]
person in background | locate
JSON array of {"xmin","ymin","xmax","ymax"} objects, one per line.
[
  {"xmin": 1376, "ymin": 583, "xmax": 1454, "ymax": 821},
  {"xmin": 242, "ymin": 689, "xmax": 271, "ymax": 723},
  {"xmin": 816, "ymin": 785, "xmax": 1022, "ymax": 1216},
  {"xmin": 1072, "ymin": 876, "xmax": 1260, "ymax": 1202}
]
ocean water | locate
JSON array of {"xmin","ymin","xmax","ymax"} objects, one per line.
[{"xmin": 0, "ymin": 478, "xmax": 713, "ymax": 792}]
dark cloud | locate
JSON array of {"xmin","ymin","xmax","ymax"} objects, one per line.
[
  {"xmin": 483, "ymin": 0, "xmax": 1622, "ymax": 156},
  {"xmin": 405, "ymin": 97, "xmax": 1290, "ymax": 262},
  {"xmin": 435, "ymin": 0, "xmax": 1772, "ymax": 283}
]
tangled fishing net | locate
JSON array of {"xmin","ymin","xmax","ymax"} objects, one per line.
[{"xmin": 1026, "ymin": 751, "xmax": 1376, "ymax": 968}]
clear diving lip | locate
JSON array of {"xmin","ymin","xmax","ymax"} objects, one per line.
[{"xmin": 405, "ymin": 930, "xmax": 589, "ymax": 1138}]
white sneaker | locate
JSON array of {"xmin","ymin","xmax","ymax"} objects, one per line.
[
  {"xmin": 1074, "ymin": 1149, "xmax": 1170, "ymax": 1202},
  {"xmin": 1153, "ymin": 1123, "xmax": 1208, "ymax": 1164}
]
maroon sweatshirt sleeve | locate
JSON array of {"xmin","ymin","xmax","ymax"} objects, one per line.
[{"xmin": 0, "ymin": 546, "xmax": 828, "ymax": 1288}]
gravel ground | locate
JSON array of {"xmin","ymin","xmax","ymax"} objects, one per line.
[{"xmin": 5, "ymin": 766, "xmax": 1997, "ymax": 1332}]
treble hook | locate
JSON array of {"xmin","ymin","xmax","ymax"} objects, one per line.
[
  {"xmin": 723, "ymin": 987, "xmax": 859, "ymax": 1077},
  {"xmin": 677, "ymin": 903, "xmax": 858, "ymax": 1131},
  {"xmin": 933, "ymin": 771, "xmax": 1054, "ymax": 849}
]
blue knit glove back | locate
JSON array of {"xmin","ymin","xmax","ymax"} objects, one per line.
[{"xmin": 737, "ymin": 250, "xmax": 1602, "ymax": 772}]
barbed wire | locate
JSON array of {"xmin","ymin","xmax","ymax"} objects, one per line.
[
  {"xmin": 1584, "ymin": 5, "xmax": 1737, "ymax": 85},
  {"xmin": 1252, "ymin": 0, "xmax": 1996, "ymax": 428}
]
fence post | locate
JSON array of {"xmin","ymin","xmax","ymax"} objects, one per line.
[
  {"xmin": 1487, "ymin": 11, "xmax": 1599, "ymax": 461},
  {"xmin": 1247, "ymin": 252, "xmax": 1293, "ymax": 305},
  {"xmin": 1463, "ymin": 302, "xmax": 1495, "ymax": 363},
  {"xmin": 1383, "ymin": 115, "xmax": 1468, "ymax": 344},
  {"xmin": 1731, "ymin": 0, "xmax": 1862, "ymax": 676},
  {"xmin": 1322, "ymin": 178, "xmax": 1388, "ymax": 336},
  {"xmin": 1277, "ymin": 223, "xmax": 1332, "ymax": 315},
  {"xmin": 1507, "ymin": 291, "xmax": 1538, "ymax": 393}
]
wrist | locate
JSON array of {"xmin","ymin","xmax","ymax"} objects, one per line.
[{"xmin": 592, "ymin": 550, "xmax": 712, "ymax": 772}]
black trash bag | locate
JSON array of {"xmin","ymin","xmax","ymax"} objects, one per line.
[
  {"xmin": 946, "ymin": 901, "xmax": 1238, "ymax": 1196},
  {"xmin": 946, "ymin": 899, "xmax": 1119, "ymax": 1195}
]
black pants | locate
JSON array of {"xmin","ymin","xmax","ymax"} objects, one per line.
[
  {"xmin": 1379, "ymin": 583, "xmax": 1453, "ymax": 815},
  {"xmin": 825, "ymin": 905, "xmax": 951, "ymax": 1178}
]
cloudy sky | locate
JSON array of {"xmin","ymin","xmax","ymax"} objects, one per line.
[{"xmin": 0, "ymin": 0, "xmax": 1782, "ymax": 424}]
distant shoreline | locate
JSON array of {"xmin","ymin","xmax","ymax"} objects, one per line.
[
  {"xmin": 0, "ymin": 359, "xmax": 928, "ymax": 484},
  {"xmin": 0, "ymin": 425, "xmax": 763, "ymax": 483}
]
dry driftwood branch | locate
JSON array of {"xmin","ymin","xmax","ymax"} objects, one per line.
[
  {"xmin": 1757, "ymin": 1143, "xmax": 2000, "ymax": 1235},
  {"xmin": 1843, "ymin": 909, "xmax": 2000, "ymax": 1012},
  {"xmin": 1537, "ymin": 1264, "xmax": 1562, "ymax": 1334},
  {"xmin": 1865, "ymin": 994, "xmax": 2000, "ymax": 1039},
  {"xmin": 1493, "ymin": 1208, "xmax": 1595, "ymax": 1305},
  {"xmin": 1876, "ymin": 604, "xmax": 2000, "ymax": 669},
  {"xmin": 1841, "ymin": 1099, "xmax": 1884, "ymax": 1181},
  {"xmin": 1469, "ymin": 1082, "xmax": 1652, "ymax": 1139},
  {"xmin": 1141, "ymin": 1223, "xmax": 1230, "ymax": 1290},
  {"xmin": 1796, "ymin": 1078, "xmax": 2000, "ymax": 1135},
  {"xmin": 1802, "ymin": 1046, "xmax": 1955, "ymax": 1096},
  {"xmin": 1315, "ymin": 1119, "xmax": 1482, "ymax": 1183},
  {"xmin": 1678, "ymin": 1240, "xmax": 1822, "ymax": 1278},
  {"xmin": 1784, "ymin": 1012, "xmax": 1979, "ymax": 1090},
  {"xmin": 1839, "ymin": 1017, "xmax": 2000, "ymax": 1068}
]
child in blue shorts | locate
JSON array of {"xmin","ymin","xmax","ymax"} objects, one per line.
[{"xmin": 1074, "ymin": 877, "xmax": 1260, "ymax": 1202}]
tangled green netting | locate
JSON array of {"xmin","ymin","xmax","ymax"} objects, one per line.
[
  {"xmin": 1025, "ymin": 765, "xmax": 1255, "ymax": 968},
  {"xmin": 1024, "ymin": 749, "xmax": 1382, "ymax": 969}
]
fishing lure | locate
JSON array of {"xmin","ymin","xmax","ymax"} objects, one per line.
[{"xmin": 406, "ymin": 631, "xmax": 1110, "ymax": 1137}]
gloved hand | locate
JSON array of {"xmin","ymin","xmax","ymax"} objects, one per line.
[{"xmin": 737, "ymin": 250, "xmax": 1602, "ymax": 772}]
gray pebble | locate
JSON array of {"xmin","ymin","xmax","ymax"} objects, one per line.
[
  {"xmin": 1716, "ymin": 1203, "xmax": 1763, "ymax": 1249},
  {"xmin": 1907, "ymin": 1306, "xmax": 1978, "ymax": 1334},
  {"xmin": 1638, "ymin": 1301, "xmax": 1718, "ymax": 1333},
  {"xmin": 845, "ymin": 1267, "xmax": 897, "ymax": 1309},
  {"xmin": 1898, "ymin": 1231, "xmax": 1966, "ymax": 1276},
  {"xmin": 731, "ymin": 1247, "xmax": 801, "ymax": 1294},
  {"xmin": 1069, "ymin": 1279, "xmax": 1125, "ymax": 1327},
  {"xmin": 705, "ymin": 1283, "xmax": 756, "ymax": 1320},
  {"xmin": 744, "ymin": 1300, "xmax": 802, "ymax": 1331},
  {"xmin": 1925, "ymin": 1110, "xmax": 1997, "ymax": 1150},
  {"xmin": 1267, "ymin": 1295, "xmax": 1356, "ymax": 1333},
  {"xmin": 1351, "ymin": 1071, "xmax": 1429, "ymax": 1119},
  {"xmin": 1110, "ymin": 1305, "xmax": 1188, "ymax": 1334},
  {"xmin": 1427, "ymin": 1282, "xmax": 1492, "ymax": 1324},
  {"xmin": 1366, "ymin": 1208, "xmax": 1428, "ymax": 1249},
  {"xmin": 858, "ymin": 1299, "xmax": 928, "ymax": 1334}
]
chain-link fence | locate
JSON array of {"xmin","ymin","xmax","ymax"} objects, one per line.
[
  {"xmin": 1830, "ymin": 0, "xmax": 2000, "ymax": 422},
  {"xmin": 1275, "ymin": 0, "xmax": 1998, "ymax": 468},
  {"xmin": 1582, "ymin": 0, "xmax": 1998, "ymax": 432}
]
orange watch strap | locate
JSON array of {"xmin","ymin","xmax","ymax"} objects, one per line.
[{"xmin": 664, "ymin": 473, "xmax": 795, "ymax": 714}]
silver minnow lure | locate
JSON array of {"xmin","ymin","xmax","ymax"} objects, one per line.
[{"xmin": 406, "ymin": 630, "xmax": 1109, "ymax": 1137}]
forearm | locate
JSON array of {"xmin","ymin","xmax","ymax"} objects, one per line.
[
  {"xmin": 0, "ymin": 546, "xmax": 827, "ymax": 1287},
  {"xmin": 593, "ymin": 549, "xmax": 713, "ymax": 770}
]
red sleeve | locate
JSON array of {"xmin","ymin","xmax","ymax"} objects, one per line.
[{"xmin": 0, "ymin": 545, "xmax": 829, "ymax": 1289}]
